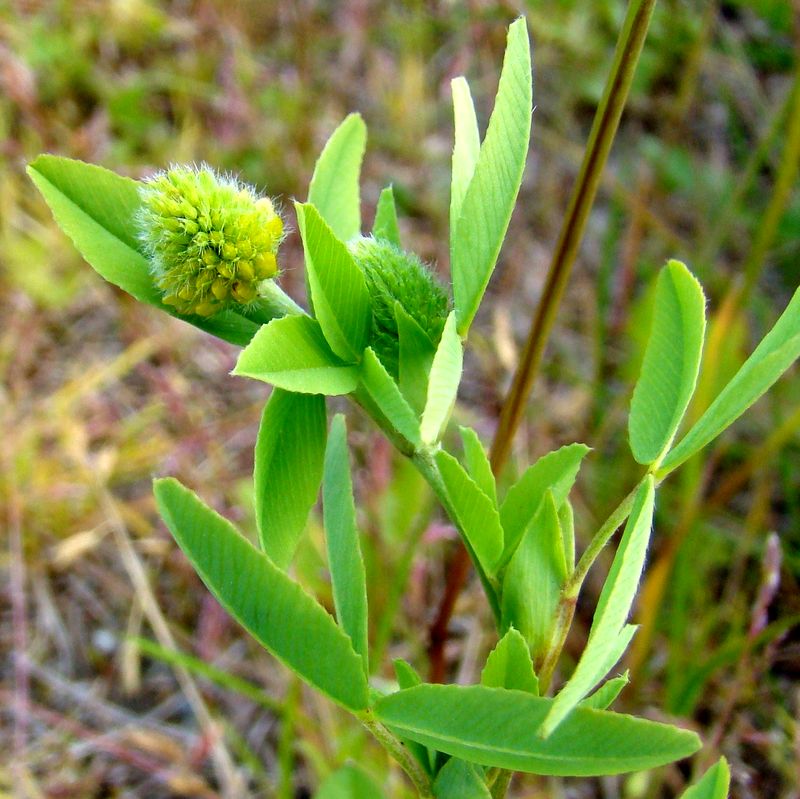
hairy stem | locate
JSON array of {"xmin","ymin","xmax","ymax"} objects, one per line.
[{"xmin": 360, "ymin": 712, "xmax": 433, "ymax": 797}]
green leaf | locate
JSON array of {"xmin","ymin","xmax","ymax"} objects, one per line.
[
  {"xmin": 629, "ymin": 260, "xmax": 707, "ymax": 466},
  {"xmin": 373, "ymin": 186, "xmax": 401, "ymax": 247},
  {"xmin": 449, "ymin": 76, "xmax": 481, "ymax": 237},
  {"xmin": 451, "ymin": 19, "xmax": 532, "ymax": 335},
  {"xmin": 481, "ymin": 627, "xmax": 539, "ymax": 694},
  {"xmin": 397, "ymin": 302, "xmax": 437, "ymax": 415},
  {"xmin": 433, "ymin": 758, "xmax": 490, "ymax": 799},
  {"xmin": 435, "ymin": 449, "xmax": 504, "ymax": 576},
  {"xmin": 153, "ymin": 478, "xmax": 369, "ymax": 711},
  {"xmin": 660, "ymin": 286, "xmax": 800, "ymax": 474},
  {"xmin": 393, "ymin": 659, "xmax": 423, "ymax": 690},
  {"xmin": 680, "ymin": 757, "xmax": 730, "ymax": 799},
  {"xmin": 540, "ymin": 477, "xmax": 655, "ymax": 737},
  {"xmin": 459, "ymin": 426, "xmax": 497, "ymax": 506},
  {"xmin": 499, "ymin": 443, "xmax": 589, "ymax": 564},
  {"xmin": 360, "ymin": 348, "xmax": 421, "ymax": 447},
  {"xmin": 307, "ymin": 113, "xmax": 366, "ymax": 242},
  {"xmin": 374, "ymin": 684, "xmax": 701, "ymax": 776},
  {"xmin": 501, "ymin": 492, "xmax": 567, "ymax": 662},
  {"xmin": 295, "ymin": 203, "xmax": 371, "ymax": 363},
  {"xmin": 559, "ymin": 499, "xmax": 576, "ymax": 572},
  {"xmin": 580, "ymin": 672, "xmax": 629, "ymax": 711},
  {"xmin": 323, "ymin": 415, "xmax": 369, "ymax": 672},
  {"xmin": 315, "ymin": 764, "xmax": 385, "ymax": 799},
  {"xmin": 420, "ymin": 312, "xmax": 463, "ymax": 445},
  {"xmin": 27, "ymin": 155, "xmax": 260, "ymax": 346},
  {"xmin": 254, "ymin": 389, "xmax": 327, "ymax": 569},
  {"xmin": 234, "ymin": 315, "xmax": 359, "ymax": 395}
]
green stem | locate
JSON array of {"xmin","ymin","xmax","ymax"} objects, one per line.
[
  {"xmin": 490, "ymin": 0, "xmax": 657, "ymax": 473},
  {"xmin": 537, "ymin": 479, "xmax": 644, "ymax": 691},
  {"xmin": 252, "ymin": 279, "xmax": 306, "ymax": 323},
  {"xmin": 360, "ymin": 712, "xmax": 433, "ymax": 797},
  {"xmin": 488, "ymin": 768, "xmax": 513, "ymax": 799}
]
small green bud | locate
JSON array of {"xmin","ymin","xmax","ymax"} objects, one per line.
[
  {"xmin": 348, "ymin": 236, "xmax": 450, "ymax": 375},
  {"xmin": 138, "ymin": 164, "xmax": 283, "ymax": 317}
]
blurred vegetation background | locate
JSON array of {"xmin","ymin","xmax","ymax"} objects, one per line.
[{"xmin": 1, "ymin": 0, "xmax": 799, "ymax": 797}]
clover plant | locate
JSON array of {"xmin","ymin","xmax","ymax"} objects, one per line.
[{"xmin": 29, "ymin": 15, "xmax": 798, "ymax": 798}]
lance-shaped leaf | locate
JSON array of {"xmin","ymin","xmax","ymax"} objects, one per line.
[
  {"xmin": 397, "ymin": 302, "xmax": 437, "ymax": 415},
  {"xmin": 629, "ymin": 261, "xmax": 706, "ymax": 466},
  {"xmin": 295, "ymin": 203, "xmax": 371, "ymax": 363},
  {"xmin": 374, "ymin": 684, "xmax": 701, "ymax": 776},
  {"xmin": 459, "ymin": 426, "xmax": 497, "ymax": 506},
  {"xmin": 323, "ymin": 415, "xmax": 369, "ymax": 672},
  {"xmin": 27, "ymin": 155, "xmax": 260, "ymax": 346},
  {"xmin": 433, "ymin": 758, "xmax": 490, "ymax": 799},
  {"xmin": 501, "ymin": 492, "xmax": 567, "ymax": 663},
  {"xmin": 449, "ymin": 76, "xmax": 480, "ymax": 237},
  {"xmin": 360, "ymin": 347, "xmax": 421, "ymax": 447},
  {"xmin": 420, "ymin": 312, "xmax": 462, "ymax": 445},
  {"xmin": 481, "ymin": 627, "xmax": 539, "ymax": 694},
  {"xmin": 580, "ymin": 672, "xmax": 629, "ymax": 711},
  {"xmin": 539, "ymin": 477, "xmax": 655, "ymax": 737},
  {"xmin": 307, "ymin": 113, "xmax": 366, "ymax": 242},
  {"xmin": 373, "ymin": 186, "xmax": 401, "ymax": 247},
  {"xmin": 660, "ymin": 286, "xmax": 800, "ymax": 474},
  {"xmin": 451, "ymin": 18, "xmax": 532, "ymax": 335},
  {"xmin": 680, "ymin": 757, "xmax": 730, "ymax": 799},
  {"xmin": 436, "ymin": 449, "xmax": 504, "ymax": 577},
  {"xmin": 499, "ymin": 443, "xmax": 589, "ymax": 565},
  {"xmin": 153, "ymin": 478, "xmax": 369, "ymax": 711},
  {"xmin": 234, "ymin": 315, "xmax": 359, "ymax": 395},
  {"xmin": 254, "ymin": 389, "xmax": 327, "ymax": 568}
]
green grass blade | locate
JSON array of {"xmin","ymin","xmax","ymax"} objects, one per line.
[
  {"xmin": 254, "ymin": 389, "xmax": 327, "ymax": 569},
  {"xmin": 629, "ymin": 260, "xmax": 706, "ymax": 466},
  {"xmin": 481, "ymin": 627, "xmax": 539, "ymax": 694},
  {"xmin": 295, "ymin": 202, "xmax": 371, "ymax": 362},
  {"xmin": 360, "ymin": 347, "xmax": 421, "ymax": 447},
  {"xmin": 323, "ymin": 415, "xmax": 369, "ymax": 673},
  {"xmin": 435, "ymin": 449, "xmax": 504, "ymax": 576},
  {"xmin": 234, "ymin": 315, "xmax": 359, "ymax": 395},
  {"xmin": 660, "ymin": 286, "xmax": 800, "ymax": 474},
  {"xmin": 451, "ymin": 18, "xmax": 532, "ymax": 336},
  {"xmin": 501, "ymin": 491, "xmax": 567, "ymax": 662},
  {"xmin": 420, "ymin": 312, "xmax": 462, "ymax": 445},
  {"xmin": 307, "ymin": 113, "xmax": 366, "ymax": 242},
  {"xmin": 540, "ymin": 477, "xmax": 655, "ymax": 737},
  {"xmin": 459, "ymin": 426, "xmax": 497, "ymax": 506},
  {"xmin": 449, "ymin": 76, "xmax": 481, "ymax": 237},
  {"xmin": 680, "ymin": 757, "xmax": 730, "ymax": 799},
  {"xmin": 153, "ymin": 478, "xmax": 369, "ymax": 711},
  {"xmin": 373, "ymin": 186, "xmax": 401, "ymax": 247},
  {"xmin": 374, "ymin": 684, "xmax": 701, "ymax": 776},
  {"xmin": 27, "ymin": 155, "xmax": 260, "ymax": 346},
  {"xmin": 315, "ymin": 764, "xmax": 385, "ymax": 799}
]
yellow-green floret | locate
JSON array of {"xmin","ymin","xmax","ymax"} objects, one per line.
[{"xmin": 137, "ymin": 165, "xmax": 283, "ymax": 317}]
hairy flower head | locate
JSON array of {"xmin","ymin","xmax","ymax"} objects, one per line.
[
  {"xmin": 348, "ymin": 236, "xmax": 450, "ymax": 374},
  {"xmin": 137, "ymin": 165, "xmax": 283, "ymax": 316}
]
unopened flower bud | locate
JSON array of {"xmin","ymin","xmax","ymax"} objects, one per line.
[
  {"xmin": 348, "ymin": 236, "xmax": 450, "ymax": 375},
  {"xmin": 137, "ymin": 165, "xmax": 283, "ymax": 317}
]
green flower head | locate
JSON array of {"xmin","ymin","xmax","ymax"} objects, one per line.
[
  {"xmin": 349, "ymin": 236, "xmax": 450, "ymax": 375},
  {"xmin": 138, "ymin": 165, "xmax": 283, "ymax": 317}
]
